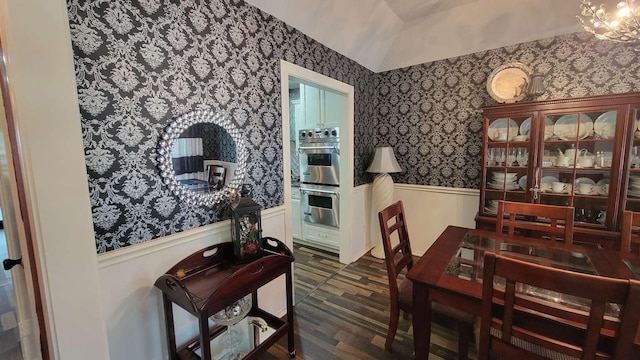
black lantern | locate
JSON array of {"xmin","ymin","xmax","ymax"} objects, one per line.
[{"xmin": 231, "ymin": 185, "xmax": 263, "ymax": 263}]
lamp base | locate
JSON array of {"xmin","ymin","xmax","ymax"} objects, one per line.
[{"xmin": 370, "ymin": 173, "xmax": 394, "ymax": 259}]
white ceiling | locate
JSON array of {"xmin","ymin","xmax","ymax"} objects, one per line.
[{"xmin": 246, "ymin": 0, "xmax": 588, "ymax": 72}]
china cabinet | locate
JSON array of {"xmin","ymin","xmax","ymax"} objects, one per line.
[
  {"xmin": 154, "ymin": 238, "xmax": 295, "ymax": 359},
  {"xmin": 476, "ymin": 93, "xmax": 640, "ymax": 250}
]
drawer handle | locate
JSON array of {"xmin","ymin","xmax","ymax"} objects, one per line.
[{"xmin": 249, "ymin": 263, "xmax": 264, "ymax": 274}]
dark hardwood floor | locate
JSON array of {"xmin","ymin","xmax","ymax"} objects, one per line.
[{"xmin": 261, "ymin": 244, "xmax": 478, "ymax": 359}]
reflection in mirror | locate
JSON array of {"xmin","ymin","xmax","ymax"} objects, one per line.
[{"xmin": 157, "ymin": 109, "xmax": 246, "ymax": 206}]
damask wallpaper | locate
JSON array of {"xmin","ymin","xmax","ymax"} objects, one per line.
[
  {"xmin": 66, "ymin": 0, "xmax": 374, "ymax": 252},
  {"xmin": 67, "ymin": 0, "xmax": 640, "ymax": 253},
  {"xmin": 373, "ymin": 32, "xmax": 640, "ymax": 188}
]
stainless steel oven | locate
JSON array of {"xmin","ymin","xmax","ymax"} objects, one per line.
[
  {"xmin": 300, "ymin": 183, "xmax": 339, "ymax": 228},
  {"xmin": 299, "ymin": 127, "xmax": 340, "ymax": 186}
]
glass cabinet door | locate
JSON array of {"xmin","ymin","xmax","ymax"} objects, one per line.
[
  {"xmin": 625, "ymin": 107, "xmax": 640, "ymax": 212},
  {"xmin": 537, "ymin": 110, "xmax": 617, "ymax": 227},
  {"xmin": 482, "ymin": 115, "xmax": 532, "ymax": 215}
]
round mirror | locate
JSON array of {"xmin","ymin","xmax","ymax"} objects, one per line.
[{"xmin": 157, "ymin": 109, "xmax": 247, "ymax": 206}]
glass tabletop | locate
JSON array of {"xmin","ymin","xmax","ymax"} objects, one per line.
[
  {"xmin": 624, "ymin": 257, "xmax": 640, "ymax": 279},
  {"xmin": 444, "ymin": 233, "xmax": 618, "ymax": 315}
]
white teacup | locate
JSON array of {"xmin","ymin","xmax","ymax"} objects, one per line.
[
  {"xmin": 540, "ymin": 183, "xmax": 552, "ymax": 192},
  {"xmin": 577, "ymin": 183, "xmax": 594, "ymax": 194},
  {"xmin": 552, "ymin": 181, "xmax": 568, "ymax": 193}
]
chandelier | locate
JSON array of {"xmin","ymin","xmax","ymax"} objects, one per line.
[{"xmin": 577, "ymin": 0, "xmax": 640, "ymax": 44}]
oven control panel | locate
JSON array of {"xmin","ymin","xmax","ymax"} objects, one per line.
[{"xmin": 299, "ymin": 127, "xmax": 339, "ymax": 142}]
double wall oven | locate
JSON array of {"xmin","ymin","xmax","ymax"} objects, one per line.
[{"xmin": 299, "ymin": 127, "xmax": 340, "ymax": 228}]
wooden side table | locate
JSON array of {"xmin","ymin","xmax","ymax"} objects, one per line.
[{"xmin": 154, "ymin": 237, "xmax": 295, "ymax": 359}]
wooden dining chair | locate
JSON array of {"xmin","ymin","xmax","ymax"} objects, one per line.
[
  {"xmin": 496, "ymin": 200, "xmax": 574, "ymax": 246},
  {"xmin": 378, "ymin": 201, "xmax": 475, "ymax": 356},
  {"xmin": 621, "ymin": 210, "xmax": 640, "ymax": 255},
  {"xmin": 478, "ymin": 252, "xmax": 640, "ymax": 360}
]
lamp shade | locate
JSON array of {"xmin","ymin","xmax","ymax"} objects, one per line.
[{"xmin": 366, "ymin": 147, "xmax": 402, "ymax": 174}]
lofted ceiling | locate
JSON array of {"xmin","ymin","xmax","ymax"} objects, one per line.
[{"xmin": 246, "ymin": 0, "xmax": 589, "ymax": 72}]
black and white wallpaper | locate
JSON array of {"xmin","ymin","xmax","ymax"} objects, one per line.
[
  {"xmin": 67, "ymin": 0, "xmax": 374, "ymax": 252},
  {"xmin": 373, "ymin": 33, "xmax": 640, "ymax": 188},
  {"xmin": 67, "ymin": 0, "xmax": 640, "ymax": 253}
]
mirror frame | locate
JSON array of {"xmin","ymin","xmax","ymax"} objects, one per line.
[{"xmin": 156, "ymin": 109, "xmax": 247, "ymax": 206}]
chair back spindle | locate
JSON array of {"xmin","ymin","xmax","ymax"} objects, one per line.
[{"xmin": 496, "ymin": 201, "xmax": 574, "ymax": 246}]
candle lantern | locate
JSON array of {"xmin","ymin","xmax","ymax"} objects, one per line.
[{"xmin": 231, "ymin": 185, "xmax": 263, "ymax": 263}]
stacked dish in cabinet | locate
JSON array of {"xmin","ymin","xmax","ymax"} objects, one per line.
[
  {"xmin": 536, "ymin": 110, "xmax": 615, "ymax": 228},
  {"xmin": 483, "ymin": 114, "xmax": 532, "ymax": 216},
  {"xmin": 488, "ymin": 172, "xmax": 519, "ymax": 190}
]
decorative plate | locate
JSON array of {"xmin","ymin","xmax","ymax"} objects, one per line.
[
  {"xmin": 593, "ymin": 111, "xmax": 616, "ymax": 139},
  {"xmin": 543, "ymin": 118, "xmax": 554, "ymax": 140},
  {"xmin": 486, "ymin": 62, "xmax": 532, "ymax": 103},
  {"xmin": 519, "ymin": 117, "xmax": 532, "ymax": 136},
  {"xmin": 488, "ymin": 118, "xmax": 519, "ymax": 141},
  {"xmin": 553, "ymin": 114, "xmax": 593, "ymax": 140},
  {"xmin": 574, "ymin": 177, "xmax": 596, "ymax": 186},
  {"xmin": 541, "ymin": 175, "xmax": 559, "ymax": 184},
  {"xmin": 518, "ymin": 175, "xmax": 527, "ymax": 190}
]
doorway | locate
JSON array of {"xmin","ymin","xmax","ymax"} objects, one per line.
[
  {"xmin": 280, "ymin": 60, "xmax": 355, "ymax": 303},
  {"xmin": 0, "ymin": 53, "xmax": 41, "ymax": 359}
]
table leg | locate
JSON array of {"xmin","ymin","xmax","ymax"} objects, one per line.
[{"xmin": 413, "ymin": 284, "xmax": 431, "ymax": 360}]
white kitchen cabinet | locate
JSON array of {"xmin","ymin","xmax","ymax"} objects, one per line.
[
  {"xmin": 321, "ymin": 88, "xmax": 345, "ymax": 128},
  {"xmin": 291, "ymin": 189, "xmax": 302, "ymax": 240},
  {"xmin": 301, "ymin": 223, "xmax": 339, "ymax": 253},
  {"xmin": 300, "ymin": 84, "xmax": 321, "ymax": 129},
  {"xmin": 299, "ymin": 84, "xmax": 345, "ymax": 130}
]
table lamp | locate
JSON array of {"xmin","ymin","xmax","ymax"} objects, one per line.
[{"xmin": 367, "ymin": 147, "xmax": 403, "ymax": 259}]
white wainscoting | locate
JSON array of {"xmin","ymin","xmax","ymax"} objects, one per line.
[
  {"xmin": 96, "ymin": 184, "xmax": 476, "ymax": 359},
  {"xmin": 97, "ymin": 207, "xmax": 287, "ymax": 360},
  {"xmin": 395, "ymin": 184, "xmax": 480, "ymax": 255},
  {"xmin": 350, "ymin": 184, "xmax": 373, "ymax": 261}
]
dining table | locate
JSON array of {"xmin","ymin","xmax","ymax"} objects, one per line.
[{"xmin": 406, "ymin": 225, "xmax": 639, "ymax": 360}]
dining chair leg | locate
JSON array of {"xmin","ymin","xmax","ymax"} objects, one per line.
[
  {"xmin": 457, "ymin": 322, "xmax": 472, "ymax": 360},
  {"xmin": 385, "ymin": 306, "xmax": 400, "ymax": 350}
]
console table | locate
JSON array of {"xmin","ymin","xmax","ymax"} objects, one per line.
[{"xmin": 154, "ymin": 237, "xmax": 295, "ymax": 359}]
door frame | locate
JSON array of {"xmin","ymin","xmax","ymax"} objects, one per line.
[
  {"xmin": 0, "ymin": 32, "xmax": 46, "ymax": 359},
  {"xmin": 280, "ymin": 60, "xmax": 355, "ymax": 264}
]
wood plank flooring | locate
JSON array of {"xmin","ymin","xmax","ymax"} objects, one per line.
[{"xmin": 260, "ymin": 244, "xmax": 478, "ymax": 359}]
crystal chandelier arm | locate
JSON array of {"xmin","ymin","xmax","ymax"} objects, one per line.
[{"xmin": 577, "ymin": 0, "xmax": 640, "ymax": 44}]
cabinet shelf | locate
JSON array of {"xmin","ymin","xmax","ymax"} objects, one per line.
[{"xmin": 478, "ymin": 92, "xmax": 640, "ymax": 250}]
